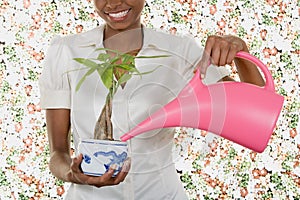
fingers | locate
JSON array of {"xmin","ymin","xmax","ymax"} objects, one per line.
[
  {"xmin": 121, "ymin": 157, "xmax": 131, "ymax": 173},
  {"xmin": 69, "ymin": 154, "xmax": 90, "ymax": 184},
  {"xmin": 106, "ymin": 158, "xmax": 131, "ymax": 184},
  {"xmin": 86, "ymin": 165, "xmax": 116, "ymax": 187},
  {"xmin": 71, "ymin": 154, "xmax": 83, "ymax": 173},
  {"xmin": 85, "ymin": 158, "xmax": 131, "ymax": 188},
  {"xmin": 199, "ymin": 35, "xmax": 246, "ymax": 76},
  {"xmin": 115, "ymin": 158, "xmax": 131, "ymax": 182},
  {"xmin": 205, "ymin": 36, "xmax": 236, "ymax": 66},
  {"xmin": 69, "ymin": 154, "xmax": 131, "ymax": 188}
]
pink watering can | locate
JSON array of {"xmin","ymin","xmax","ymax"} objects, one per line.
[{"xmin": 121, "ymin": 52, "xmax": 284, "ymax": 153}]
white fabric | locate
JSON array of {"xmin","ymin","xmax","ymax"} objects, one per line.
[{"xmin": 39, "ymin": 25, "xmax": 230, "ymax": 200}]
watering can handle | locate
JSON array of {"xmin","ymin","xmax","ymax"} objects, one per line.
[{"xmin": 196, "ymin": 51, "xmax": 275, "ymax": 92}]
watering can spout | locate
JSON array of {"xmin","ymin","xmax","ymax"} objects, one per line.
[
  {"xmin": 120, "ymin": 98, "xmax": 182, "ymax": 141},
  {"xmin": 121, "ymin": 100, "xmax": 180, "ymax": 141},
  {"xmin": 121, "ymin": 69, "xmax": 212, "ymax": 142}
]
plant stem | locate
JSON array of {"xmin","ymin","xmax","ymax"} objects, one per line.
[{"xmin": 93, "ymin": 93, "xmax": 113, "ymax": 140}]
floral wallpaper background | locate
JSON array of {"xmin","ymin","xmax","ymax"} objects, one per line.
[{"xmin": 0, "ymin": 0, "xmax": 299, "ymax": 199}]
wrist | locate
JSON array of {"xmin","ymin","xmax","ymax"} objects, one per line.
[
  {"xmin": 65, "ymin": 169, "xmax": 76, "ymax": 183},
  {"xmin": 49, "ymin": 151, "xmax": 74, "ymax": 182},
  {"xmin": 241, "ymin": 40, "xmax": 250, "ymax": 53}
]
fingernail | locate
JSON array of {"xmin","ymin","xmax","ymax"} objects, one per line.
[
  {"xmin": 110, "ymin": 164, "xmax": 117, "ymax": 170},
  {"xmin": 121, "ymin": 159, "xmax": 130, "ymax": 172},
  {"xmin": 201, "ymin": 73, "xmax": 205, "ymax": 79}
]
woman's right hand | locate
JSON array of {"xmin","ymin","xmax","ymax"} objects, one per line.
[{"xmin": 68, "ymin": 154, "xmax": 131, "ymax": 188}]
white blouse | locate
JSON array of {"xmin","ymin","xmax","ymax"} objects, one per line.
[{"xmin": 39, "ymin": 25, "xmax": 229, "ymax": 200}]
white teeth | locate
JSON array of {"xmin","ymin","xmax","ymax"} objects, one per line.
[{"xmin": 108, "ymin": 10, "xmax": 129, "ymax": 18}]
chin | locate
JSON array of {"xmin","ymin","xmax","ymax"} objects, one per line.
[{"xmin": 107, "ymin": 23, "xmax": 140, "ymax": 32}]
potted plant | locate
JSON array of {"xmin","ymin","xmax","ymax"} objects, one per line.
[
  {"xmin": 72, "ymin": 48, "xmax": 168, "ymax": 176},
  {"xmin": 74, "ymin": 48, "xmax": 168, "ymax": 140}
]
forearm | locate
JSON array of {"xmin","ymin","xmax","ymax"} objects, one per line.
[
  {"xmin": 234, "ymin": 47, "xmax": 265, "ymax": 86},
  {"xmin": 46, "ymin": 109, "xmax": 73, "ymax": 182},
  {"xmin": 234, "ymin": 57, "xmax": 265, "ymax": 86}
]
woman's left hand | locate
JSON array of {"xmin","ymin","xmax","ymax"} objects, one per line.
[{"xmin": 197, "ymin": 35, "xmax": 249, "ymax": 78}]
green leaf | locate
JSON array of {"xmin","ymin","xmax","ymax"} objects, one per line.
[
  {"xmin": 74, "ymin": 48, "xmax": 169, "ymax": 96},
  {"xmin": 109, "ymin": 56, "xmax": 121, "ymax": 64},
  {"xmin": 117, "ymin": 73, "xmax": 132, "ymax": 85},
  {"xmin": 96, "ymin": 63, "xmax": 110, "ymax": 82},
  {"xmin": 97, "ymin": 53, "xmax": 111, "ymax": 62},
  {"xmin": 96, "ymin": 68, "xmax": 103, "ymax": 77},
  {"xmin": 73, "ymin": 58, "xmax": 98, "ymax": 68},
  {"xmin": 121, "ymin": 54, "xmax": 135, "ymax": 64},
  {"xmin": 115, "ymin": 64, "xmax": 136, "ymax": 71},
  {"xmin": 134, "ymin": 65, "xmax": 162, "ymax": 76},
  {"xmin": 135, "ymin": 55, "xmax": 170, "ymax": 59},
  {"xmin": 101, "ymin": 66, "xmax": 114, "ymax": 89},
  {"xmin": 95, "ymin": 63, "xmax": 108, "ymax": 74},
  {"xmin": 75, "ymin": 68, "xmax": 96, "ymax": 91},
  {"xmin": 128, "ymin": 66, "xmax": 141, "ymax": 74}
]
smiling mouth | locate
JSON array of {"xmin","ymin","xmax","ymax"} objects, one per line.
[{"xmin": 105, "ymin": 9, "xmax": 131, "ymax": 19}]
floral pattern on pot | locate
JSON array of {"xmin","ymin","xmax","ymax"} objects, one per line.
[{"xmin": 78, "ymin": 139, "xmax": 128, "ymax": 177}]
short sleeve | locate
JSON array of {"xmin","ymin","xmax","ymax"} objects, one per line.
[
  {"xmin": 180, "ymin": 34, "xmax": 230, "ymax": 84},
  {"xmin": 39, "ymin": 36, "xmax": 71, "ymax": 109}
]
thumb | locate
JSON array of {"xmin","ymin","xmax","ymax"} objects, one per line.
[
  {"xmin": 196, "ymin": 57, "xmax": 210, "ymax": 79},
  {"xmin": 71, "ymin": 154, "xmax": 83, "ymax": 172},
  {"xmin": 75, "ymin": 154, "xmax": 83, "ymax": 163},
  {"xmin": 198, "ymin": 51, "xmax": 211, "ymax": 79}
]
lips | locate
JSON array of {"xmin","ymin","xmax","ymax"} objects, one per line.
[{"xmin": 105, "ymin": 9, "xmax": 131, "ymax": 20}]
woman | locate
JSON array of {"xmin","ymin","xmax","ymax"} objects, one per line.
[{"xmin": 39, "ymin": 0, "xmax": 265, "ymax": 199}]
